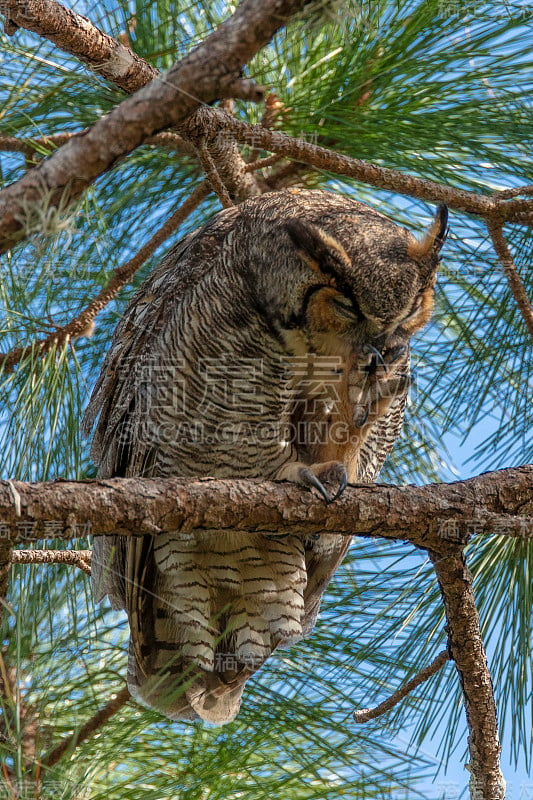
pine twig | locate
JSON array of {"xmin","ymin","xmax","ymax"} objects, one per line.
[
  {"xmin": 41, "ymin": 686, "xmax": 130, "ymax": 768},
  {"xmin": 0, "ymin": 131, "xmax": 82, "ymax": 156},
  {"xmin": 0, "ymin": 130, "xmax": 195, "ymax": 161},
  {"xmin": 11, "ymin": 550, "xmax": 92, "ymax": 576},
  {"xmin": 0, "ymin": 181, "xmax": 210, "ymax": 374},
  {"xmin": 0, "ymin": 547, "xmax": 11, "ymax": 639},
  {"xmin": 493, "ymin": 184, "xmax": 533, "ymax": 200},
  {"xmin": 353, "ymin": 650, "xmax": 450, "ymax": 723},
  {"xmin": 196, "ymin": 143, "xmax": 234, "ymax": 208},
  {"xmin": 487, "ymin": 222, "xmax": 533, "ymax": 341},
  {"xmin": 245, "ymin": 153, "xmax": 284, "ymax": 172},
  {"xmin": 0, "ymin": 135, "xmax": 45, "ymax": 159},
  {"xmin": 265, "ymin": 159, "xmax": 309, "ymax": 189},
  {"xmin": 146, "ymin": 131, "xmax": 195, "ymax": 156},
  {"xmin": 247, "ymin": 91, "xmax": 287, "ymax": 163}
]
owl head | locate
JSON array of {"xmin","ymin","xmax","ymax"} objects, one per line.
[
  {"xmin": 282, "ymin": 202, "xmax": 448, "ymax": 351},
  {"xmin": 238, "ymin": 191, "xmax": 447, "ymax": 354}
]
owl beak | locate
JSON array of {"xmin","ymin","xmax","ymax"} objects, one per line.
[
  {"xmin": 361, "ymin": 343, "xmax": 387, "ymax": 375},
  {"xmin": 387, "ymin": 344, "xmax": 407, "ymax": 363},
  {"xmin": 361, "ymin": 342, "xmax": 407, "ymax": 376}
]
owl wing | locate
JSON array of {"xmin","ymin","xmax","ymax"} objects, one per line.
[
  {"xmin": 83, "ymin": 235, "xmax": 195, "ymax": 609},
  {"xmin": 83, "ymin": 228, "xmax": 200, "ymax": 477},
  {"xmin": 83, "ymin": 211, "xmax": 240, "ymax": 606},
  {"xmin": 84, "ymin": 207, "xmax": 295, "ymax": 724}
]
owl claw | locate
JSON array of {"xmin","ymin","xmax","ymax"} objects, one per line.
[
  {"xmin": 328, "ymin": 469, "xmax": 348, "ymax": 503},
  {"xmin": 299, "ymin": 468, "xmax": 331, "ymax": 503},
  {"xmin": 276, "ymin": 461, "xmax": 348, "ymax": 504}
]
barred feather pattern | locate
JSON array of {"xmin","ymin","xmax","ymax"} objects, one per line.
[{"xmin": 84, "ymin": 189, "xmax": 445, "ymax": 723}]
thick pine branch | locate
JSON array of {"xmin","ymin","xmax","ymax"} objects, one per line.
[
  {"xmin": 0, "ymin": 467, "xmax": 531, "ymax": 549},
  {"xmin": 430, "ymin": 549, "xmax": 506, "ymax": 799},
  {"xmin": 0, "ymin": 0, "xmax": 305, "ymax": 251},
  {"xmin": 0, "ymin": 0, "xmax": 158, "ymax": 92}
]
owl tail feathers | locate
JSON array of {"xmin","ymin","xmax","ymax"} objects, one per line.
[
  {"xmin": 127, "ymin": 645, "xmax": 248, "ymax": 724},
  {"xmin": 185, "ymin": 671, "xmax": 248, "ymax": 724}
]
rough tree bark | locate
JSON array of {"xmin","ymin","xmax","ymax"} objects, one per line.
[
  {"xmin": 0, "ymin": 0, "xmax": 305, "ymax": 251},
  {"xmin": 0, "ymin": 467, "xmax": 531, "ymax": 547},
  {"xmin": 430, "ymin": 549, "xmax": 505, "ymax": 799}
]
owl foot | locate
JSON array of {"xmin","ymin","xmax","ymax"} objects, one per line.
[{"xmin": 276, "ymin": 460, "xmax": 348, "ymax": 504}]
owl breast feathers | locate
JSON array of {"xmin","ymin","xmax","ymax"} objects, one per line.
[{"xmin": 83, "ymin": 189, "xmax": 447, "ymax": 724}]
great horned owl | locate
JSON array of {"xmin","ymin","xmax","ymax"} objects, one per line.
[{"xmin": 83, "ymin": 189, "xmax": 447, "ymax": 724}]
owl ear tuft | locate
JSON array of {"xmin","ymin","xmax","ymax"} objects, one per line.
[
  {"xmin": 408, "ymin": 204, "xmax": 448, "ymax": 284},
  {"xmin": 285, "ymin": 219, "xmax": 351, "ymax": 279}
]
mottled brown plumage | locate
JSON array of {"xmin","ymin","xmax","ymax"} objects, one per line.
[{"xmin": 83, "ymin": 188, "xmax": 447, "ymax": 724}]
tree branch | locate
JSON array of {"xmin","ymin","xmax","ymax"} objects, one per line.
[
  {"xmin": 41, "ymin": 685, "xmax": 130, "ymax": 768},
  {"xmin": 0, "ymin": 651, "xmax": 41, "ymax": 771},
  {"xmin": 0, "ymin": 467, "xmax": 530, "ymax": 548},
  {"xmin": 0, "ymin": 130, "xmax": 195, "ymax": 162},
  {"xmin": 2, "ymin": 0, "xmax": 532, "ymax": 259},
  {"xmin": 493, "ymin": 184, "xmax": 533, "ymax": 200},
  {"xmin": 181, "ymin": 106, "xmax": 263, "ymax": 202},
  {"xmin": 353, "ymin": 649, "xmax": 450, "ymax": 723},
  {"xmin": 0, "ymin": 180, "xmax": 210, "ymax": 373},
  {"xmin": 487, "ymin": 222, "xmax": 533, "ymax": 341},
  {"xmin": 430, "ymin": 549, "xmax": 506, "ymax": 799},
  {"xmin": 0, "ymin": 0, "xmax": 306, "ymax": 252},
  {"xmin": 0, "ymin": 545, "xmax": 11, "ymax": 660},
  {"xmin": 194, "ymin": 143, "xmax": 234, "ymax": 208},
  {"xmin": 203, "ymin": 110, "xmax": 533, "ymax": 223},
  {"xmin": 10, "ymin": 549, "xmax": 91, "ymax": 576},
  {"xmin": 0, "ymin": 134, "xmax": 47, "ymax": 159},
  {"xmin": 0, "ymin": 0, "xmax": 266, "ymax": 217},
  {"xmin": 0, "ymin": 0, "xmax": 158, "ymax": 93}
]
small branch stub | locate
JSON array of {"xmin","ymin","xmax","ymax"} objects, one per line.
[
  {"xmin": 10, "ymin": 549, "xmax": 92, "ymax": 576},
  {"xmin": 353, "ymin": 649, "xmax": 450, "ymax": 723}
]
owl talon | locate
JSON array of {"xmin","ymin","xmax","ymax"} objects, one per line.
[
  {"xmin": 297, "ymin": 468, "xmax": 330, "ymax": 503},
  {"xmin": 276, "ymin": 461, "xmax": 348, "ymax": 503},
  {"xmin": 328, "ymin": 469, "xmax": 348, "ymax": 503}
]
